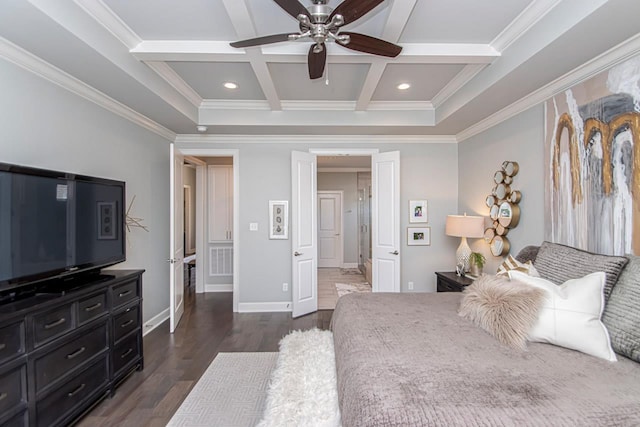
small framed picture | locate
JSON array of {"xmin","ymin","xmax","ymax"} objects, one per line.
[
  {"xmin": 407, "ymin": 227, "xmax": 430, "ymax": 246},
  {"xmin": 269, "ymin": 200, "xmax": 289, "ymax": 240},
  {"xmin": 409, "ymin": 200, "xmax": 428, "ymax": 223},
  {"xmin": 97, "ymin": 201, "xmax": 117, "ymax": 240}
]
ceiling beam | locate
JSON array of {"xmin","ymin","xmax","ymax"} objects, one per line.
[
  {"xmin": 354, "ymin": 0, "xmax": 417, "ymax": 111},
  {"xmin": 221, "ymin": 0, "xmax": 281, "ymax": 110},
  {"xmin": 130, "ymin": 41, "xmax": 499, "ymax": 64}
]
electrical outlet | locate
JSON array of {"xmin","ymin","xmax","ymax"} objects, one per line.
[
  {"xmin": 282, "ymin": 283, "xmax": 288, "ymax": 292},
  {"xmin": 408, "ymin": 281, "xmax": 414, "ymax": 291}
]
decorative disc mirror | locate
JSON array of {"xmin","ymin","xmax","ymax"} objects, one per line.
[{"xmin": 485, "ymin": 161, "xmax": 521, "ymax": 257}]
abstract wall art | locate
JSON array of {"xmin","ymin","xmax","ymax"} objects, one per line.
[{"xmin": 545, "ymin": 54, "xmax": 640, "ymax": 255}]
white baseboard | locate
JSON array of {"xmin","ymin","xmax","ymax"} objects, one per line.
[
  {"xmin": 205, "ymin": 284, "xmax": 233, "ymax": 292},
  {"xmin": 238, "ymin": 301, "xmax": 293, "ymax": 313},
  {"xmin": 143, "ymin": 307, "xmax": 169, "ymax": 336},
  {"xmin": 342, "ymin": 263, "xmax": 359, "ymax": 268}
]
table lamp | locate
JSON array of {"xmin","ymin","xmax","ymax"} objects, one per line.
[{"xmin": 445, "ymin": 214, "xmax": 485, "ymax": 273}]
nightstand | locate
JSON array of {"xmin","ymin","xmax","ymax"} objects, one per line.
[{"xmin": 436, "ymin": 271, "xmax": 474, "ymax": 292}]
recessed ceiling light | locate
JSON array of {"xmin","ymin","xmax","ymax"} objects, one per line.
[
  {"xmin": 224, "ymin": 82, "xmax": 238, "ymax": 89},
  {"xmin": 397, "ymin": 83, "xmax": 411, "ymax": 90}
]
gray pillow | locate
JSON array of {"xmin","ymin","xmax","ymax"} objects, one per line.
[
  {"xmin": 533, "ymin": 241, "xmax": 628, "ymax": 300},
  {"xmin": 602, "ymin": 255, "xmax": 640, "ymax": 362},
  {"xmin": 515, "ymin": 245, "xmax": 539, "ymax": 264}
]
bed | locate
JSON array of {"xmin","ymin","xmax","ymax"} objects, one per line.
[{"xmin": 331, "ymin": 243, "xmax": 640, "ymax": 427}]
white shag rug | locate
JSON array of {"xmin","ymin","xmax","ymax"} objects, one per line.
[
  {"xmin": 335, "ymin": 282, "xmax": 371, "ymax": 297},
  {"xmin": 258, "ymin": 329, "xmax": 341, "ymax": 427}
]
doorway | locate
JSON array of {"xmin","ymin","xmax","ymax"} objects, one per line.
[{"xmin": 170, "ymin": 147, "xmax": 240, "ymax": 333}]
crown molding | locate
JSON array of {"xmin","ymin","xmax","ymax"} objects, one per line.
[
  {"xmin": 431, "ymin": 64, "xmax": 486, "ymax": 108},
  {"xmin": 144, "ymin": 61, "xmax": 202, "ymax": 107},
  {"xmin": 199, "ymin": 99, "xmax": 434, "ymax": 112},
  {"xmin": 490, "ymin": 0, "xmax": 563, "ymax": 52},
  {"xmin": 0, "ymin": 37, "xmax": 175, "ymax": 141},
  {"xmin": 457, "ymin": 32, "xmax": 640, "ymax": 142},
  {"xmin": 74, "ymin": 0, "xmax": 141, "ymax": 48},
  {"xmin": 174, "ymin": 134, "xmax": 457, "ymax": 144}
]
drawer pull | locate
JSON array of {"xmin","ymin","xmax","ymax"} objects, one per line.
[
  {"xmin": 66, "ymin": 346, "xmax": 86, "ymax": 360},
  {"xmin": 121, "ymin": 348, "xmax": 133, "ymax": 359},
  {"xmin": 67, "ymin": 383, "xmax": 86, "ymax": 398},
  {"xmin": 0, "ymin": 392, "xmax": 6, "ymax": 402},
  {"xmin": 118, "ymin": 290, "xmax": 132, "ymax": 298},
  {"xmin": 0, "ymin": 343, "xmax": 5, "ymax": 351},
  {"xmin": 121, "ymin": 320, "xmax": 134, "ymax": 328},
  {"xmin": 44, "ymin": 318, "xmax": 66, "ymax": 330},
  {"xmin": 84, "ymin": 302, "xmax": 102, "ymax": 312}
]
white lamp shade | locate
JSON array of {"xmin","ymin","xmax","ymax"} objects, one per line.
[{"xmin": 445, "ymin": 215, "xmax": 485, "ymax": 238}]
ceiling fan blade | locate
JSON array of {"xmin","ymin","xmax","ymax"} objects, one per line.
[
  {"xmin": 230, "ymin": 33, "xmax": 292, "ymax": 48},
  {"xmin": 329, "ymin": 0, "xmax": 384, "ymax": 26},
  {"xmin": 337, "ymin": 32, "xmax": 402, "ymax": 57},
  {"xmin": 308, "ymin": 43, "xmax": 327, "ymax": 80},
  {"xmin": 273, "ymin": 0, "xmax": 310, "ymax": 20}
]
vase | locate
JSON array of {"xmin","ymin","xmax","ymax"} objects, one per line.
[{"xmin": 469, "ymin": 264, "xmax": 482, "ymax": 277}]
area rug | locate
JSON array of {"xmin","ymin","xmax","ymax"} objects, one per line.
[
  {"xmin": 335, "ymin": 282, "xmax": 371, "ymax": 297},
  {"xmin": 258, "ymin": 329, "xmax": 341, "ymax": 427},
  {"xmin": 167, "ymin": 352, "xmax": 278, "ymax": 427},
  {"xmin": 339, "ymin": 268, "xmax": 364, "ymax": 275}
]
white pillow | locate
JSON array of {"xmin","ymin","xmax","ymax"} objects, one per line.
[{"xmin": 508, "ymin": 271, "xmax": 617, "ymax": 361}]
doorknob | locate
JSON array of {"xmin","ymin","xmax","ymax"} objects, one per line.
[
  {"xmin": 294, "ymin": 251, "xmax": 303, "ymax": 256},
  {"xmin": 389, "ymin": 250, "xmax": 399, "ymax": 255},
  {"xmin": 335, "ymin": 233, "xmax": 340, "ymax": 236}
]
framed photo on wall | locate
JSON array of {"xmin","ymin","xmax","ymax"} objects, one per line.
[
  {"xmin": 269, "ymin": 200, "xmax": 289, "ymax": 239},
  {"xmin": 407, "ymin": 227, "xmax": 430, "ymax": 246},
  {"xmin": 409, "ymin": 200, "xmax": 428, "ymax": 223}
]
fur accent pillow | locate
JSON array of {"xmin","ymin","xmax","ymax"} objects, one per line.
[
  {"xmin": 458, "ymin": 274, "xmax": 546, "ymax": 350},
  {"xmin": 496, "ymin": 254, "xmax": 540, "ymax": 277}
]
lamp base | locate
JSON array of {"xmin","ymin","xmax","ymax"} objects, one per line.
[{"xmin": 456, "ymin": 237, "xmax": 472, "ymax": 273}]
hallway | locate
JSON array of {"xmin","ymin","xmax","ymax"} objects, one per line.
[{"xmin": 318, "ymin": 267, "xmax": 370, "ymax": 310}]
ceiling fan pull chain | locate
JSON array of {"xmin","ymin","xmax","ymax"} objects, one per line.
[{"xmin": 325, "ymin": 62, "xmax": 329, "ymax": 85}]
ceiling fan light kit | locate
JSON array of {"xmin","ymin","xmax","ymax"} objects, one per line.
[{"xmin": 230, "ymin": 0, "xmax": 402, "ymax": 80}]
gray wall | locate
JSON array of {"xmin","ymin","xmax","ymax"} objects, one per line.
[
  {"xmin": 176, "ymin": 141, "xmax": 460, "ymax": 301},
  {"xmin": 0, "ymin": 59, "xmax": 170, "ymax": 324},
  {"xmin": 318, "ymin": 172, "xmax": 358, "ymax": 264},
  {"xmin": 458, "ymin": 105, "xmax": 546, "ymax": 273}
]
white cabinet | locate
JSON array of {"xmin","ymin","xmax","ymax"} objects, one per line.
[{"xmin": 208, "ymin": 165, "xmax": 233, "ymax": 242}]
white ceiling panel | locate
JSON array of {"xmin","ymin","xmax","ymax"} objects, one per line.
[
  {"xmin": 169, "ymin": 62, "xmax": 265, "ymax": 100},
  {"xmin": 372, "ymin": 63, "xmax": 465, "ymax": 101},
  {"xmin": 269, "ymin": 63, "xmax": 369, "ymax": 101},
  {"xmin": 103, "ymin": 0, "xmax": 237, "ymax": 40},
  {"xmin": 400, "ymin": 0, "xmax": 532, "ymax": 43}
]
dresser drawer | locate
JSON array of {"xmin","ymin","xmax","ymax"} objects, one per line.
[
  {"xmin": 0, "ymin": 364, "xmax": 27, "ymax": 419},
  {"xmin": 1, "ymin": 409, "xmax": 28, "ymax": 427},
  {"xmin": 111, "ymin": 280, "xmax": 139, "ymax": 309},
  {"xmin": 36, "ymin": 357, "xmax": 108, "ymax": 427},
  {"xmin": 77, "ymin": 292, "xmax": 108, "ymax": 325},
  {"xmin": 35, "ymin": 323, "xmax": 108, "ymax": 393},
  {"xmin": 0, "ymin": 322, "xmax": 25, "ymax": 363},
  {"xmin": 112, "ymin": 332, "xmax": 141, "ymax": 377},
  {"xmin": 33, "ymin": 304, "xmax": 74, "ymax": 347},
  {"xmin": 113, "ymin": 304, "xmax": 140, "ymax": 343}
]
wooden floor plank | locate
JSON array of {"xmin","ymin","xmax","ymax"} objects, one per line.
[{"xmin": 77, "ymin": 289, "xmax": 332, "ymax": 426}]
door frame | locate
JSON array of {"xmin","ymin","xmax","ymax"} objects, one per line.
[
  {"xmin": 183, "ymin": 184, "xmax": 195, "ymax": 255},
  {"xmin": 177, "ymin": 148, "xmax": 240, "ymax": 313},
  {"xmin": 317, "ymin": 190, "xmax": 344, "ymax": 268}
]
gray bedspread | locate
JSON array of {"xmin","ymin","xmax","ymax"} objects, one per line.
[{"xmin": 331, "ymin": 293, "xmax": 640, "ymax": 427}]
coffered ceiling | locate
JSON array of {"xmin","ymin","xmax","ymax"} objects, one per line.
[{"xmin": 1, "ymin": 0, "xmax": 639, "ymax": 140}]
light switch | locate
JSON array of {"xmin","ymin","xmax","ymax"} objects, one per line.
[{"xmin": 249, "ymin": 222, "xmax": 258, "ymax": 231}]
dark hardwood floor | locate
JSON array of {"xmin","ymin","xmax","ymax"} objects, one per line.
[{"xmin": 78, "ymin": 282, "xmax": 333, "ymax": 426}]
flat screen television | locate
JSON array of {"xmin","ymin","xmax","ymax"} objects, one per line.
[{"xmin": 0, "ymin": 162, "xmax": 126, "ymax": 293}]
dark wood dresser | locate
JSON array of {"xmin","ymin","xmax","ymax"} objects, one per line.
[
  {"xmin": 435, "ymin": 271, "xmax": 474, "ymax": 292},
  {"xmin": 0, "ymin": 269, "xmax": 144, "ymax": 427}
]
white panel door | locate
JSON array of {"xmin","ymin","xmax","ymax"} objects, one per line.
[
  {"xmin": 292, "ymin": 151, "xmax": 318, "ymax": 318},
  {"xmin": 208, "ymin": 165, "xmax": 232, "ymax": 242},
  {"xmin": 169, "ymin": 144, "xmax": 185, "ymax": 332},
  {"xmin": 318, "ymin": 192, "xmax": 342, "ymax": 268},
  {"xmin": 372, "ymin": 151, "xmax": 400, "ymax": 293}
]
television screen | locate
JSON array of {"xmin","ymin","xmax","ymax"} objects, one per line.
[{"xmin": 0, "ymin": 163, "xmax": 125, "ymax": 291}]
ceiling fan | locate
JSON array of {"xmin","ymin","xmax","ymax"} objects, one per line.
[{"xmin": 229, "ymin": 0, "xmax": 402, "ymax": 80}]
